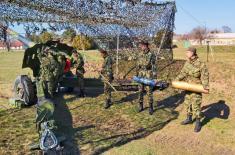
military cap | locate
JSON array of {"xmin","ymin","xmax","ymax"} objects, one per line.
[
  {"xmin": 98, "ymin": 48, "xmax": 107, "ymax": 54},
  {"xmin": 187, "ymin": 47, "xmax": 197, "ymax": 55},
  {"xmin": 139, "ymin": 40, "xmax": 149, "ymax": 46}
]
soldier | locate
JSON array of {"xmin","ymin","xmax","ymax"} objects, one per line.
[
  {"xmin": 54, "ymin": 52, "xmax": 67, "ymax": 91},
  {"xmin": 40, "ymin": 46, "xmax": 60, "ymax": 98},
  {"xmin": 136, "ymin": 41, "xmax": 157, "ymax": 115},
  {"xmin": 99, "ymin": 49, "xmax": 113, "ymax": 109},
  {"xmin": 70, "ymin": 50, "xmax": 86, "ymax": 97},
  {"xmin": 175, "ymin": 47, "xmax": 209, "ymax": 132}
]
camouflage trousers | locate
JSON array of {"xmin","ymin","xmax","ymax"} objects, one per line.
[
  {"xmin": 138, "ymin": 84, "xmax": 153, "ymax": 106},
  {"xmin": 42, "ymin": 80, "xmax": 57, "ymax": 98},
  {"xmin": 103, "ymin": 76, "xmax": 112, "ymax": 102},
  {"xmin": 184, "ymin": 91, "xmax": 202, "ymax": 119},
  {"xmin": 77, "ymin": 72, "xmax": 84, "ymax": 91}
]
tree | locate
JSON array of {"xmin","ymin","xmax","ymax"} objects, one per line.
[
  {"xmin": 72, "ymin": 35, "xmax": 92, "ymax": 50},
  {"xmin": 62, "ymin": 28, "xmax": 76, "ymax": 42},
  {"xmin": 179, "ymin": 34, "xmax": 190, "ymax": 41},
  {"xmin": 39, "ymin": 31, "xmax": 53, "ymax": 43},
  {"xmin": 189, "ymin": 26, "xmax": 208, "ymax": 45},
  {"xmin": 28, "ymin": 32, "xmax": 40, "ymax": 43},
  {"xmin": 210, "ymin": 29, "xmax": 221, "ymax": 34},
  {"xmin": 0, "ymin": 24, "xmax": 11, "ymax": 51},
  {"xmin": 222, "ymin": 26, "xmax": 232, "ymax": 33}
]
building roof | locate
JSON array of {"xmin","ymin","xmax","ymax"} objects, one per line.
[{"xmin": 0, "ymin": 40, "xmax": 24, "ymax": 47}]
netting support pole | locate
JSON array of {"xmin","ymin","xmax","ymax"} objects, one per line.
[{"xmin": 116, "ymin": 32, "xmax": 120, "ymax": 77}]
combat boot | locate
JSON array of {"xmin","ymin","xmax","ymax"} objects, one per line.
[
  {"xmin": 79, "ymin": 90, "xmax": 86, "ymax": 98},
  {"xmin": 194, "ymin": 118, "xmax": 202, "ymax": 132},
  {"xmin": 149, "ymin": 103, "xmax": 154, "ymax": 115},
  {"xmin": 138, "ymin": 102, "xmax": 144, "ymax": 112},
  {"xmin": 104, "ymin": 99, "xmax": 111, "ymax": 109},
  {"xmin": 181, "ymin": 115, "xmax": 193, "ymax": 125}
]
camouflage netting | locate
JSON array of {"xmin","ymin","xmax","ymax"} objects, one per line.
[{"xmin": 0, "ymin": 0, "xmax": 176, "ymax": 55}]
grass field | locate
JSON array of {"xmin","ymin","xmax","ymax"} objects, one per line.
[{"xmin": 0, "ymin": 45, "xmax": 235, "ymax": 155}]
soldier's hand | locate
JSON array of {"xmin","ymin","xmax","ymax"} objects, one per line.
[
  {"xmin": 71, "ymin": 68, "xmax": 77, "ymax": 75},
  {"xmin": 204, "ymin": 88, "xmax": 209, "ymax": 94}
]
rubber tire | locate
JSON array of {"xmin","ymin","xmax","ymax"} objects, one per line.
[{"xmin": 13, "ymin": 75, "xmax": 37, "ymax": 106}]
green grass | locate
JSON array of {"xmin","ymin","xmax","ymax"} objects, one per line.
[
  {"xmin": 0, "ymin": 50, "xmax": 180, "ymax": 154},
  {"xmin": 0, "ymin": 46, "xmax": 235, "ymax": 154}
]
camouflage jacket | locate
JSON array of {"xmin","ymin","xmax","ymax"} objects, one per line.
[
  {"xmin": 40, "ymin": 52, "xmax": 60, "ymax": 81},
  {"xmin": 136, "ymin": 49, "xmax": 157, "ymax": 79},
  {"xmin": 175, "ymin": 56, "xmax": 209, "ymax": 89},
  {"xmin": 101, "ymin": 55, "xmax": 113, "ymax": 77},
  {"xmin": 70, "ymin": 53, "xmax": 85, "ymax": 74}
]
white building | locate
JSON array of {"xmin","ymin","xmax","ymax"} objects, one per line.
[{"xmin": 190, "ymin": 33, "xmax": 235, "ymax": 46}]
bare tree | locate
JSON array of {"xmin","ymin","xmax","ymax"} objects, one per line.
[
  {"xmin": 210, "ymin": 29, "xmax": 221, "ymax": 34},
  {"xmin": 179, "ymin": 34, "xmax": 190, "ymax": 41},
  {"xmin": 0, "ymin": 23, "xmax": 11, "ymax": 51},
  {"xmin": 189, "ymin": 26, "xmax": 209, "ymax": 45}
]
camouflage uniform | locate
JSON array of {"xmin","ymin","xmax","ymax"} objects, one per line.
[
  {"xmin": 70, "ymin": 52, "xmax": 85, "ymax": 96},
  {"xmin": 137, "ymin": 48, "xmax": 157, "ymax": 114},
  {"xmin": 176, "ymin": 56, "xmax": 209, "ymax": 119},
  {"xmin": 40, "ymin": 48, "xmax": 60, "ymax": 98},
  {"xmin": 56, "ymin": 53, "xmax": 67, "ymax": 83},
  {"xmin": 101, "ymin": 54, "xmax": 113, "ymax": 107}
]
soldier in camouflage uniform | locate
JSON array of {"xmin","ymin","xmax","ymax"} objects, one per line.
[
  {"xmin": 40, "ymin": 46, "xmax": 60, "ymax": 98},
  {"xmin": 99, "ymin": 49, "xmax": 113, "ymax": 109},
  {"xmin": 136, "ymin": 41, "xmax": 157, "ymax": 115},
  {"xmin": 175, "ymin": 47, "xmax": 209, "ymax": 132},
  {"xmin": 70, "ymin": 50, "xmax": 86, "ymax": 97},
  {"xmin": 56, "ymin": 53, "xmax": 67, "ymax": 83}
]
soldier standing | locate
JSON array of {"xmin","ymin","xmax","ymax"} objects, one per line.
[
  {"xmin": 70, "ymin": 50, "xmax": 86, "ymax": 97},
  {"xmin": 40, "ymin": 46, "xmax": 60, "ymax": 98},
  {"xmin": 175, "ymin": 47, "xmax": 209, "ymax": 132},
  {"xmin": 136, "ymin": 41, "xmax": 157, "ymax": 115},
  {"xmin": 99, "ymin": 49, "xmax": 113, "ymax": 109}
]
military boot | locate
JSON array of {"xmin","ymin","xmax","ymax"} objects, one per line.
[
  {"xmin": 138, "ymin": 102, "xmax": 144, "ymax": 112},
  {"xmin": 181, "ymin": 115, "xmax": 193, "ymax": 125},
  {"xmin": 79, "ymin": 90, "xmax": 86, "ymax": 98},
  {"xmin": 149, "ymin": 103, "xmax": 154, "ymax": 115},
  {"xmin": 104, "ymin": 99, "xmax": 111, "ymax": 109},
  {"xmin": 194, "ymin": 118, "xmax": 202, "ymax": 132}
]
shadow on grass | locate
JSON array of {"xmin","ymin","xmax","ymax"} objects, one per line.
[
  {"xmin": 157, "ymin": 91, "xmax": 185, "ymax": 109},
  {"xmin": 90, "ymin": 119, "xmax": 176, "ymax": 155},
  {"xmin": 69, "ymin": 91, "xmax": 182, "ymax": 155},
  {"xmin": 201, "ymin": 100, "xmax": 230, "ymax": 126},
  {"xmin": 53, "ymin": 94, "xmax": 80, "ymax": 154},
  {"xmin": 115, "ymin": 91, "xmax": 139, "ymax": 104}
]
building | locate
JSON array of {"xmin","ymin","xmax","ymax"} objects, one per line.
[
  {"xmin": 190, "ymin": 33, "xmax": 235, "ymax": 46},
  {"xmin": 0, "ymin": 40, "xmax": 24, "ymax": 50}
]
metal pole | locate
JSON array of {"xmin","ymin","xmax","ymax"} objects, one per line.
[
  {"xmin": 116, "ymin": 33, "xmax": 120, "ymax": 76},
  {"xmin": 206, "ymin": 41, "xmax": 209, "ymax": 62}
]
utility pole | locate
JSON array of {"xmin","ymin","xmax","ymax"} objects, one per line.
[{"xmin": 206, "ymin": 40, "xmax": 210, "ymax": 62}]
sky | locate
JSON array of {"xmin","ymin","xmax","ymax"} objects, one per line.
[
  {"xmin": 175, "ymin": 0, "xmax": 235, "ymax": 34},
  {"xmin": 9, "ymin": 0, "xmax": 235, "ymax": 35}
]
